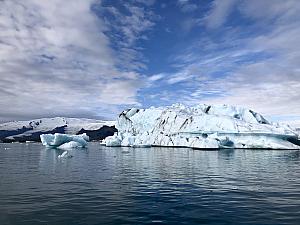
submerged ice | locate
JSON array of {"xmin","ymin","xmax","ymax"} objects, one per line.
[
  {"xmin": 103, "ymin": 104, "xmax": 300, "ymax": 149},
  {"xmin": 40, "ymin": 133, "xmax": 89, "ymax": 149}
]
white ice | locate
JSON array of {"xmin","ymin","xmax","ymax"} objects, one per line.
[
  {"xmin": 103, "ymin": 104, "xmax": 300, "ymax": 149},
  {"xmin": 58, "ymin": 150, "xmax": 68, "ymax": 158},
  {"xmin": 40, "ymin": 133, "xmax": 89, "ymax": 149}
]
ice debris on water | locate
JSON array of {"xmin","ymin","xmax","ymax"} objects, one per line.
[
  {"xmin": 58, "ymin": 151, "xmax": 68, "ymax": 158},
  {"xmin": 58, "ymin": 150, "xmax": 73, "ymax": 159}
]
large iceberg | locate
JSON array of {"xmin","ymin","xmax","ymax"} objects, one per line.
[
  {"xmin": 40, "ymin": 133, "xmax": 89, "ymax": 149},
  {"xmin": 103, "ymin": 104, "xmax": 300, "ymax": 149}
]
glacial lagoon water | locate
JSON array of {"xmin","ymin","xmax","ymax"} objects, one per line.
[{"xmin": 0, "ymin": 143, "xmax": 300, "ymax": 225}]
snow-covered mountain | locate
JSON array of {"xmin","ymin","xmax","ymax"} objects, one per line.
[
  {"xmin": 104, "ymin": 104, "xmax": 300, "ymax": 149},
  {"xmin": 0, "ymin": 117, "xmax": 116, "ymax": 142}
]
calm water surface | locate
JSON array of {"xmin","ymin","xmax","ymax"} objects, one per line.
[{"xmin": 0, "ymin": 143, "xmax": 300, "ymax": 225}]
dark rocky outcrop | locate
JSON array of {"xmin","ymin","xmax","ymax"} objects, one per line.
[
  {"xmin": 0, "ymin": 126, "xmax": 33, "ymax": 140},
  {"xmin": 2, "ymin": 126, "xmax": 67, "ymax": 143},
  {"xmin": 76, "ymin": 125, "xmax": 117, "ymax": 141}
]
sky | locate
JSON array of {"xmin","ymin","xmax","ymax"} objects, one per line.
[{"xmin": 0, "ymin": 0, "xmax": 300, "ymax": 122}]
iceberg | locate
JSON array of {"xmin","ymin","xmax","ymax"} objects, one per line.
[
  {"xmin": 40, "ymin": 133, "xmax": 89, "ymax": 149},
  {"xmin": 103, "ymin": 104, "xmax": 300, "ymax": 149}
]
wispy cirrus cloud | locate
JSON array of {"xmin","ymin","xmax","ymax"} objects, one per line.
[
  {"xmin": 204, "ymin": 0, "xmax": 237, "ymax": 29},
  {"xmin": 177, "ymin": 0, "xmax": 198, "ymax": 13},
  {"xmin": 100, "ymin": 2, "xmax": 157, "ymax": 71}
]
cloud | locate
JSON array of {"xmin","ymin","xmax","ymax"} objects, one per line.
[
  {"xmin": 101, "ymin": 3, "xmax": 156, "ymax": 70},
  {"xmin": 177, "ymin": 0, "xmax": 198, "ymax": 13},
  {"xmin": 239, "ymin": 0, "xmax": 300, "ymax": 22},
  {"xmin": 166, "ymin": 70, "xmax": 198, "ymax": 84},
  {"xmin": 1, "ymin": 0, "xmax": 299, "ymax": 123},
  {"xmin": 205, "ymin": 0, "xmax": 237, "ymax": 29},
  {"xmin": 135, "ymin": 0, "xmax": 156, "ymax": 6},
  {"xmin": 148, "ymin": 73, "xmax": 165, "ymax": 82},
  {"xmin": 193, "ymin": 59, "xmax": 300, "ymax": 116},
  {"xmin": 0, "ymin": 0, "xmax": 149, "ymax": 121},
  {"xmin": 180, "ymin": 17, "xmax": 201, "ymax": 33},
  {"xmin": 99, "ymin": 79, "xmax": 141, "ymax": 105}
]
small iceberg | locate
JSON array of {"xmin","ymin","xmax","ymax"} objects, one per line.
[{"xmin": 40, "ymin": 133, "xmax": 89, "ymax": 149}]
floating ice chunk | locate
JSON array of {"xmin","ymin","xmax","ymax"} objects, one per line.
[
  {"xmin": 40, "ymin": 133, "xmax": 89, "ymax": 149},
  {"xmin": 58, "ymin": 150, "xmax": 73, "ymax": 158},
  {"xmin": 58, "ymin": 151, "xmax": 68, "ymax": 158}
]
